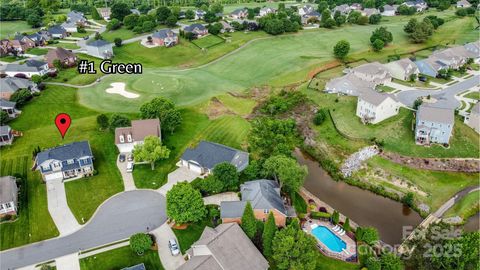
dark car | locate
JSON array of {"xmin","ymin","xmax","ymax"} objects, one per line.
[
  {"xmin": 419, "ymin": 76, "xmax": 427, "ymax": 82},
  {"xmin": 83, "ymin": 36, "xmax": 89, "ymax": 40},
  {"xmin": 119, "ymin": 154, "xmax": 126, "ymax": 162}
]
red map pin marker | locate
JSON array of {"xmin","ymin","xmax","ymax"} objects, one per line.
[{"xmin": 55, "ymin": 113, "xmax": 72, "ymax": 139}]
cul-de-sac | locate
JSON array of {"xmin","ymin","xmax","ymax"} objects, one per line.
[{"xmin": 0, "ymin": 0, "xmax": 479, "ymax": 269}]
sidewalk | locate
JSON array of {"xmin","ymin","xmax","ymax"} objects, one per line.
[
  {"xmin": 55, "ymin": 253, "xmax": 80, "ymax": 270},
  {"xmin": 46, "ymin": 179, "xmax": 81, "ymax": 235},
  {"xmin": 151, "ymin": 223, "xmax": 185, "ymax": 270}
]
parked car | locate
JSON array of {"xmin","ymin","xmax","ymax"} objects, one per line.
[
  {"xmin": 83, "ymin": 36, "xmax": 89, "ymax": 40},
  {"xmin": 119, "ymin": 154, "xmax": 126, "ymax": 162},
  {"xmin": 126, "ymin": 162, "xmax": 134, "ymax": 173},
  {"xmin": 127, "ymin": 154, "xmax": 134, "ymax": 162},
  {"xmin": 419, "ymin": 76, "xmax": 427, "ymax": 82},
  {"xmin": 168, "ymin": 239, "xmax": 180, "ymax": 256}
]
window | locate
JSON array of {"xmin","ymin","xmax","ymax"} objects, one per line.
[
  {"xmin": 119, "ymin": 135, "xmax": 124, "ymax": 143},
  {"xmin": 67, "ymin": 159, "xmax": 74, "ymax": 165},
  {"xmin": 127, "ymin": 134, "xmax": 132, "ymax": 142},
  {"xmin": 263, "ymin": 209, "xmax": 269, "ymax": 214}
]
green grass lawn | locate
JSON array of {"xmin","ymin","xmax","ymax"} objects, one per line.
[
  {"xmin": 70, "ymin": 31, "xmax": 93, "ymax": 38},
  {"xmin": 327, "ymin": 95, "xmax": 479, "ymax": 158},
  {"xmin": 173, "ymin": 217, "xmax": 214, "ymax": 254},
  {"xmin": 80, "ymin": 245, "xmax": 164, "ymax": 270},
  {"xmin": 47, "ymin": 54, "xmax": 103, "ymax": 86},
  {"xmin": 392, "ymin": 78, "xmax": 432, "ymax": 88},
  {"xmin": 376, "ymin": 85, "xmax": 396, "ymax": 93},
  {"xmin": 0, "ymin": 55, "xmax": 27, "ymax": 62},
  {"xmin": 316, "ymin": 253, "xmax": 360, "ymax": 270},
  {"xmin": 444, "ymin": 190, "xmax": 480, "ymax": 220},
  {"xmin": 0, "ymin": 21, "xmax": 39, "ymax": 39},
  {"xmin": 465, "ymin": 91, "xmax": 480, "ymax": 100},
  {"xmin": 0, "ymin": 156, "xmax": 59, "ymax": 251},
  {"xmin": 48, "ymin": 42, "xmax": 81, "ymax": 50},
  {"xmin": 80, "ymin": 12, "xmax": 477, "ymax": 113},
  {"xmin": 26, "ymin": 48, "xmax": 48, "ymax": 55},
  {"xmin": 1, "ymin": 86, "xmax": 124, "ymax": 227},
  {"xmin": 192, "ymin": 35, "xmax": 225, "ymax": 49},
  {"xmin": 101, "ymin": 26, "xmax": 165, "ymax": 42},
  {"xmin": 216, "ymin": 94, "xmax": 257, "ymax": 116}
]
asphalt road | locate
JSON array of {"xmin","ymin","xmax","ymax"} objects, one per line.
[
  {"xmin": 0, "ymin": 190, "xmax": 167, "ymax": 270},
  {"xmin": 396, "ymin": 75, "xmax": 480, "ymax": 109}
]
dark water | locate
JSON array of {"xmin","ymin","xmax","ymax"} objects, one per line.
[
  {"xmin": 464, "ymin": 213, "xmax": 480, "ymax": 232},
  {"xmin": 295, "ymin": 149, "xmax": 423, "ymax": 245}
]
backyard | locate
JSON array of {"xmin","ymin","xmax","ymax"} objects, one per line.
[
  {"xmin": 80, "ymin": 245, "xmax": 164, "ymax": 270},
  {"xmin": 192, "ymin": 35, "xmax": 225, "ymax": 49},
  {"xmin": 0, "ymin": 21, "xmax": 38, "ymax": 39}
]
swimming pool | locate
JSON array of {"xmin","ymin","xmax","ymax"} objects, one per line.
[{"xmin": 311, "ymin": 226, "xmax": 347, "ymax": 253}]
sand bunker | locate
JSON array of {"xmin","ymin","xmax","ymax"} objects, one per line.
[{"xmin": 105, "ymin": 82, "xmax": 139, "ymax": 99}]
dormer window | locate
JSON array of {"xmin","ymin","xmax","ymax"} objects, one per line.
[
  {"xmin": 67, "ymin": 159, "xmax": 74, "ymax": 165},
  {"xmin": 119, "ymin": 135, "xmax": 124, "ymax": 143},
  {"xmin": 127, "ymin": 134, "xmax": 132, "ymax": 142}
]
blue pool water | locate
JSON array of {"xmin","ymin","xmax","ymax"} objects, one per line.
[{"xmin": 311, "ymin": 226, "xmax": 347, "ymax": 252}]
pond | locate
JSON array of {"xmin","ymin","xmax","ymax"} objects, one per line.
[{"xmin": 295, "ymin": 149, "xmax": 423, "ymax": 245}]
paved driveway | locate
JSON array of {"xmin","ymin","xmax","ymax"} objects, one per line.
[
  {"xmin": 151, "ymin": 224, "xmax": 185, "ymax": 270},
  {"xmin": 203, "ymin": 192, "xmax": 239, "ymax": 205},
  {"xmin": 46, "ymin": 179, "xmax": 81, "ymax": 236},
  {"xmin": 117, "ymin": 154, "xmax": 136, "ymax": 191},
  {"xmin": 55, "ymin": 253, "xmax": 80, "ymax": 270},
  {"xmin": 396, "ymin": 75, "xmax": 480, "ymax": 109},
  {"xmin": 158, "ymin": 167, "xmax": 200, "ymax": 195},
  {"xmin": 0, "ymin": 190, "xmax": 167, "ymax": 270}
]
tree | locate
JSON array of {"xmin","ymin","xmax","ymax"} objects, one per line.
[
  {"xmin": 262, "ymin": 212, "xmax": 277, "ymax": 257},
  {"xmin": 213, "ymin": 162, "xmax": 238, "ymax": 190},
  {"xmin": 167, "ymin": 182, "xmax": 207, "ymax": 224},
  {"xmin": 357, "ymin": 15, "xmax": 369, "ymax": 25},
  {"xmin": 94, "ymin": 32, "xmax": 103, "ymax": 40},
  {"xmin": 348, "ymin": 11, "xmax": 361, "ymax": 23},
  {"xmin": 335, "ymin": 15, "xmax": 346, "ymax": 26},
  {"xmin": 356, "ymin": 227, "xmax": 379, "ymax": 245},
  {"xmin": 10, "ymin": 89, "xmax": 32, "ymax": 107},
  {"xmin": 111, "ymin": 3, "xmax": 131, "ymax": 21},
  {"xmin": 0, "ymin": 111, "xmax": 8, "ymax": 125},
  {"xmin": 272, "ymin": 222, "xmax": 317, "ymax": 270},
  {"xmin": 210, "ymin": 3, "xmax": 223, "ymax": 13},
  {"xmin": 192, "ymin": 175, "xmax": 224, "ymax": 195},
  {"xmin": 26, "ymin": 13, "xmax": 42, "ymax": 27},
  {"xmin": 156, "ymin": 6, "xmax": 171, "ymax": 23},
  {"xmin": 323, "ymin": 18, "xmax": 336, "ymax": 28},
  {"xmin": 313, "ymin": 109, "xmax": 327, "ymax": 125},
  {"xmin": 166, "ymin": 15, "xmax": 177, "ymax": 27},
  {"xmin": 133, "ymin": 136, "xmax": 170, "ymax": 170},
  {"xmin": 369, "ymin": 14, "xmax": 381, "ymax": 24},
  {"xmin": 413, "ymin": 98, "xmax": 423, "ymax": 110},
  {"xmin": 404, "ymin": 18, "xmax": 418, "ymax": 34},
  {"xmin": 398, "ymin": 5, "xmax": 416, "ymax": 15},
  {"xmin": 343, "ymin": 217, "xmax": 351, "ymax": 231},
  {"xmin": 96, "ymin": 114, "xmax": 109, "ymax": 130},
  {"xmin": 402, "ymin": 192, "xmax": 414, "ymax": 207},
  {"xmin": 106, "ymin": 18, "xmax": 121, "ymax": 31},
  {"xmin": 333, "ymin": 40, "xmax": 350, "ymax": 60},
  {"xmin": 123, "ymin": 14, "xmax": 139, "ymax": 29},
  {"xmin": 372, "ymin": 39, "xmax": 385, "ymax": 51},
  {"xmin": 109, "ymin": 114, "xmax": 130, "ymax": 131},
  {"xmin": 263, "ymin": 19, "xmax": 285, "ymax": 35},
  {"xmin": 140, "ymin": 97, "xmax": 182, "ymax": 135},
  {"xmin": 142, "ymin": 21, "xmax": 155, "ymax": 32},
  {"xmin": 129, "ymin": 233, "xmax": 153, "ymax": 255},
  {"xmin": 317, "ymin": 1, "xmax": 329, "ymax": 12},
  {"xmin": 31, "ymin": 75, "xmax": 42, "ymax": 84},
  {"xmin": 263, "ymin": 155, "xmax": 307, "ymax": 194},
  {"xmin": 365, "ymin": 256, "xmax": 382, "ymax": 270},
  {"xmin": 436, "ymin": 0, "xmax": 451, "ymax": 11},
  {"xmin": 321, "ymin": 9, "xmax": 332, "ymax": 26},
  {"xmin": 370, "ymin": 26, "xmax": 393, "ymax": 45},
  {"xmin": 114, "ymin": 38, "xmax": 122, "ymax": 47},
  {"xmin": 408, "ymin": 20, "xmax": 433, "ymax": 43},
  {"xmin": 241, "ymin": 202, "xmax": 257, "ymax": 239},
  {"xmin": 331, "ymin": 210, "xmax": 339, "ymax": 224},
  {"xmin": 91, "ymin": 6, "xmax": 102, "ymax": 20},
  {"xmin": 380, "ymin": 252, "xmax": 404, "ymax": 270},
  {"xmin": 204, "ymin": 11, "xmax": 219, "ymax": 23},
  {"xmin": 249, "ymin": 117, "xmax": 299, "ymax": 157},
  {"xmin": 208, "ymin": 22, "xmax": 223, "ymax": 35},
  {"xmin": 185, "ymin": 9, "xmax": 195, "ymax": 20}
]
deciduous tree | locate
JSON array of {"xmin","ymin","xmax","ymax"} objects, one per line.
[
  {"xmin": 140, "ymin": 97, "xmax": 182, "ymax": 135},
  {"xmin": 96, "ymin": 114, "xmax": 109, "ymax": 130},
  {"xmin": 333, "ymin": 40, "xmax": 350, "ymax": 60},
  {"xmin": 167, "ymin": 182, "xmax": 207, "ymax": 224},
  {"xmin": 133, "ymin": 136, "xmax": 170, "ymax": 170},
  {"xmin": 213, "ymin": 162, "xmax": 238, "ymax": 190},
  {"xmin": 129, "ymin": 233, "xmax": 153, "ymax": 255},
  {"xmin": 263, "ymin": 155, "xmax": 307, "ymax": 194}
]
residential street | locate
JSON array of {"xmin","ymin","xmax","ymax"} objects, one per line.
[
  {"xmin": 0, "ymin": 190, "xmax": 167, "ymax": 270},
  {"xmin": 395, "ymin": 75, "xmax": 480, "ymax": 109}
]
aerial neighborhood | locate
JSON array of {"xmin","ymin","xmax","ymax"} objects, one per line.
[{"xmin": 0, "ymin": 0, "xmax": 479, "ymax": 270}]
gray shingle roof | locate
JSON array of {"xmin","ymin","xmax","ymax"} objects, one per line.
[
  {"xmin": 184, "ymin": 23, "xmax": 206, "ymax": 32},
  {"xmin": 180, "ymin": 141, "xmax": 248, "ymax": 171},
  {"xmin": 359, "ymin": 90, "xmax": 395, "ymax": 106},
  {"xmin": 417, "ymin": 105, "xmax": 454, "ymax": 125},
  {"xmin": 152, "ymin": 29, "xmax": 176, "ymax": 39},
  {"xmin": 36, "ymin": 141, "xmax": 93, "ymax": 165},
  {"xmin": 87, "ymin": 39, "xmax": 111, "ymax": 47},
  {"xmin": 48, "ymin": 25, "xmax": 66, "ymax": 35},
  {"xmin": 0, "ymin": 99, "xmax": 16, "ymax": 108},
  {"xmin": 0, "ymin": 125, "xmax": 11, "ymax": 136},
  {"xmin": 0, "ymin": 176, "xmax": 17, "ymax": 205},
  {"xmin": 231, "ymin": 8, "xmax": 247, "ymax": 15},
  {"xmin": 0, "ymin": 77, "xmax": 33, "ymax": 93}
]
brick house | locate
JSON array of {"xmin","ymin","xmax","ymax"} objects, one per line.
[
  {"xmin": 152, "ymin": 29, "xmax": 179, "ymax": 47},
  {"xmin": 45, "ymin": 47, "xmax": 77, "ymax": 68}
]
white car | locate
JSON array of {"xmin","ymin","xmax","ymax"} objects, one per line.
[
  {"xmin": 126, "ymin": 162, "xmax": 134, "ymax": 173},
  {"xmin": 168, "ymin": 239, "xmax": 180, "ymax": 256}
]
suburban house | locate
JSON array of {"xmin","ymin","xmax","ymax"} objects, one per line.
[
  {"xmin": 13, "ymin": 35, "xmax": 36, "ymax": 50},
  {"xmin": 4, "ymin": 60, "xmax": 50, "ymax": 78},
  {"xmin": 177, "ymin": 223, "xmax": 269, "ymax": 270},
  {"xmin": 381, "ymin": 5, "xmax": 398, "ymax": 16},
  {"xmin": 0, "ymin": 77, "xmax": 35, "ymax": 99},
  {"xmin": 183, "ymin": 24, "xmax": 208, "ymax": 38},
  {"xmin": 152, "ymin": 29, "xmax": 179, "ymax": 47},
  {"xmin": 115, "ymin": 119, "xmax": 161, "ymax": 153},
  {"xmin": 195, "ymin": 9, "xmax": 206, "ymax": 20},
  {"xmin": 0, "ymin": 99, "xmax": 20, "ymax": 118},
  {"xmin": 298, "ymin": 4, "xmax": 315, "ymax": 15},
  {"xmin": 0, "ymin": 125, "xmax": 14, "ymax": 146},
  {"xmin": 324, "ymin": 73, "xmax": 376, "ymax": 96},
  {"xmin": 179, "ymin": 141, "xmax": 249, "ymax": 175},
  {"xmin": 301, "ymin": 11, "xmax": 321, "ymax": 24},
  {"xmin": 86, "ymin": 40, "xmax": 114, "ymax": 59},
  {"xmin": 431, "ymin": 47, "xmax": 469, "ymax": 69},
  {"xmin": 230, "ymin": 8, "xmax": 248, "ymax": 19},
  {"xmin": 356, "ymin": 91, "xmax": 400, "ymax": 124},
  {"xmin": 45, "ymin": 47, "xmax": 77, "ymax": 68},
  {"xmin": 464, "ymin": 41, "xmax": 480, "ymax": 61},
  {"xmin": 219, "ymin": 21, "xmax": 233, "ymax": 33},
  {"xmin": 351, "ymin": 62, "xmax": 392, "ymax": 84},
  {"xmin": 361, "ymin": 8, "xmax": 379, "ymax": 17},
  {"xmin": 0, "ymin": 176, "xmax": 18, "ymax": 217},
  {"xmin": 0, "ymin": 39, "xmax": 13, "ymax": 56},
  {"xmin": 97, "ymin": 7, "xmax": 111, "ymax": 20},
  {"xmin": 62, "ymin": 11, "xmax": 87, "ymax": 32},
  {"xmin": 9, "ymin": 40, "xmax": 31, "ymax": 54},
  {"xmin": 405, "ymin": 0, "xmax": 428, "ymax": 11},
  {"xmin": 47, "ymin": 25, "xmax": 68, "ymax": 39},
  {"xmin": 384, "ymin": 58, "xmax": 419, "ymax": 81},
  {"xmin": 123, "ymin": 264, "xmax": 145, "ymax": 270},
  {"xmin": 415, "ymin": 105, "xmax": 454, "ymax": 145},
  {"xmin": 220, "ymin": 180, "xmax": 296, "ymax": 227},
  {"xmin": 415, "ymin": 57, "xmax": 447, "ymax": 77},
  {"xmin": 464, "ymin": 103, "xmax": 479, "ymax": 133},
  {"xmin": 259, "ymin": 7, "xmax": 277, "ymax": 17},
  {"xmin": 456, "ymin": 0, "xmax": 472, "ymax": 7},
  {"xmin": 350, "ymin": 3, "xmax": 363, "ymax": 10},
  {"xmin": 334, "ymin": 4, "xmax": 351, "ymax": 15},
  {"xmin": 35, "ymin": 141, "xmax": 95, "ymax": 181},
  {"xmin": 27, "ymin": 31, "xmax": 52, "ymax": 46}
]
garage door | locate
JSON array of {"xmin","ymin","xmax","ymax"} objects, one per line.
[
  {"xmin": 45, "ymin": 172, "xmax": 63, "ymax": 181},
  {"xmin": 188, "ymin": 162, "xmax": 203, "ymax": 174}
]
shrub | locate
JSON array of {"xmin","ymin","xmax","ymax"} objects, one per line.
[
  {"xmin": 313, "ymin": 109, "xmax": 327, "ymax": 125},
  {"xmin": 114, "ymin": 38, "xmax": 122, "ymax": 47},
  {"xmin": 129, "ymin": 233, "xmax": 153, "ymax": 255},
  {"xmin": 311, "ymin": 211, "xmax": 331, "ymax": 219}
]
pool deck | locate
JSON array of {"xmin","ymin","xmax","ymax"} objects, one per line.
[{"xmin": 303, "ymin": 219, "xmax": 357, "ymax": 261}]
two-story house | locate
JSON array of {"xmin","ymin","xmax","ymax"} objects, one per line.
[
  {"xmin": 152, "ymin": 29, "xmax": 179, "ymax": 47},
  {"xmin": 464, "ymin": 103, "xmax": 479, "ymax": 133},
  {"xmin": 0, "ymin": 176, "xmax": 18, "ymax": 217},
  {"xmin": 384, "ymin": 58, "xmax": 419, "ymax": 81},
  {"xmin": 45, "ymin": 47, "xmax": 77, "ymax": 68},
  {"xmin": 356, "ymin": 91, "xmax": 400, "ymax": 124},
  {"xmin": 35, "ymin": 141, "xmax": 94, "ymax": 181},
  {"xmin": 230, "ymin": 8, "xmax": 248, "ymax": 19},
  {"xmin": 86, "ymin": 40, "xmax": 114, "ymax": 59},
  {"xmin": 184, "ymin": 24, "xmax": 208, "ymax": 38},
  {"xmin": 179, "ymin": 141, "xmax": 249, "ymax": 175},
  {"xmin": 415, "ymin": 105, "xmax": 454, "ymax": 145},
  {"xmin": 115, "ymin": 119, "xmax": 161, "ymax": 153},
  {"xmin": 220, "ymin": 180, "xmax": 296, "ymax": 227},
  {"xmin": 4, "ymin": 60, "xmax": 50, "ymax": 78},
  {"xmin": 351, "ymin": 62, "xmax": 392, "ymax": 84}
]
